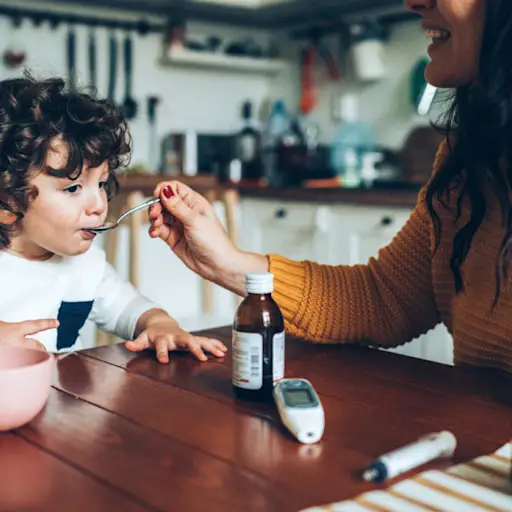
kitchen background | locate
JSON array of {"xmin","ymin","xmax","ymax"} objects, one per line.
[{"xmin": 0, "ymin": 0, "xmax": 452, "ymax": 364}]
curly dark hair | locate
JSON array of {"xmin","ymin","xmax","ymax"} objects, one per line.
[{"xmin": 0, "ymin": 73, "xmax": 131, "ymax": 249}]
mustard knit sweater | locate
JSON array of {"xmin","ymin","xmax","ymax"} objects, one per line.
[{"xmin": 268, "ymin": 142, "xmax": 512, "ymax": 374}]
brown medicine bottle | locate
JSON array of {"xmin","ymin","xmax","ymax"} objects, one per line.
[{"xmin": 232, "ymin": 272, "xmax": 285, "ymax": 401}]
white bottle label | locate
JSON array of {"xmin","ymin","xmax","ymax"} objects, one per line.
[
  {"xmin": 273, "ymin": 331, "xmax": 285, "ymax": 384},
  {"xmin": 232, "ymin": 331, "xmax": 263, "ymax": 390}
]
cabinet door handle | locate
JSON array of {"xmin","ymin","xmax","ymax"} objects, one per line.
[
  {"xmin": 380, "ymin": 216, "xmax": 394, "ymax": 227},
  {"xmin": 315, "ymin": 206, "xmax": 330, "ymax": 233},
  {"xmin": 275, "ymin": 208, "xmax": 287, "ymax": 219}
]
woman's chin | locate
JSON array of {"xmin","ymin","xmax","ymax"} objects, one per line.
[{"xmin": 425, "ymin": 62, "xmax": 474, "ymax": 89}]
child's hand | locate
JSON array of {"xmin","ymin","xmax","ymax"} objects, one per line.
[
  {"xmin": 124, "ymin": 319, "xmax": 228, "ymax": 363},
  {"xmin": 0, "ymin": 319, "xmax": 58, "ymax": 352}
]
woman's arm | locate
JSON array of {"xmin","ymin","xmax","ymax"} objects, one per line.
[
  {"xmin": 266, "ymin": 198, "xmax": 440, "ymax": 347},
  {"xmin": 210, "ymin": 251, "xmax": 269, "ymax": 296},
  {"xmin": 150, "ymin": 142, "xmax": 448, "ymax": 347}
]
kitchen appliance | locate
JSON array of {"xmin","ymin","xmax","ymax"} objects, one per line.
[{"xmin": 160, "ymin": 132, "xmax": 235, "ymax": 179}]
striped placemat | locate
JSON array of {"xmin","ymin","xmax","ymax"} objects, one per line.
[{"xmin": 302, "ymin": 442, "xmax": 511, "ymax": 512}]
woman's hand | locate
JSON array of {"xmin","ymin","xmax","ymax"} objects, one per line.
[
  {"xmin": 148, "ymin": 181, "xmax": 268, "ymax": 296},
  {"xmin": 0, "ymin": 319, "xmax": 57, "ymax": 351}
]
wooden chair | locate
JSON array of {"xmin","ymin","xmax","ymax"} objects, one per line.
[{"xmin": 95, "ymin": 175, "xmax": 240, "ymax": 346}]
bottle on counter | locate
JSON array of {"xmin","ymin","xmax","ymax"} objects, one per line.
[
  {"xmin": 235, "ymin": 100, "xmax": 262, "ymax": 181},
  {"xmin": 330, "ymin": 94, "xmax": 375, "ymax": 188},
  {"xmin": 232, "ymin": 272, "xmax": 285, "ymax": 402},
  {"xmin": 261, "ymin": 99, "xmax": 291, "ymax": 185}
]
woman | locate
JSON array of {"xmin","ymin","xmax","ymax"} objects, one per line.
[{"xmin": 141, "ymin": 0, "xmax": 512, "ymax": 374}]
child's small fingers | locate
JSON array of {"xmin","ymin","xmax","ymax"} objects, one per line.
[
  {"xmin": 187, "ymin": 338, "xmax": 208, "ymax": 362},
  {"xmin": 153, "ymin": 336, "xmax": 175, "ymax": 364},
  {"xmin": 213, "ymin": 339, "xmax": 228, "ymax": 353},
  {"xmin": 24, "ymin": 338, "xmax": 48, "ymax": 352},
  {"xmin": 198, "ymin": 337, "xmax": 227, "ymax": 357},
  {"xmin": 125, "ymin": 334, "xmax": 151, "ymax": 353}
]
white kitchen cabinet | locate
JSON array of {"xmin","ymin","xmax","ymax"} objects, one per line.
[
  {"xmin": 328, "ymin": 205, "xmax": 411, "ymax": 265},
  {"xmin": 240, "ymin": 199, "xmax": 337, "ymax": 264},
  {"xmin": 240, "ymin": 198, "xmax": 454, "ymax": 366}
]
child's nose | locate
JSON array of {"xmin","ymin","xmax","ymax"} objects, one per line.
[{"xmin": 86, "ymin": 191, "xmax": 107, "ymax": 216}]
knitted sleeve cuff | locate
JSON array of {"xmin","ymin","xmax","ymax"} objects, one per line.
[{"xmin": 268, "ymin": 253, "xmax": 308, "ymax": 324}]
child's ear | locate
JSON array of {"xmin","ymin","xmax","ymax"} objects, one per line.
[{"xmin": 0, "ymin": 210, "xmax": 17, "ymax": 225}]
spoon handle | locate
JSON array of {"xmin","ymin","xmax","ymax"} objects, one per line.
[{"xmin": 118, "ymin": 197, "xmax": 161, "ymax": 224}]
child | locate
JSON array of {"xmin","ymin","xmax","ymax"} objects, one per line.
[{"xmin": 0, "ymin": 75, "xmax": 227, "ymax": 363}]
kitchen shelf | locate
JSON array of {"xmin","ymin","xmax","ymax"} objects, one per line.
[{"xmin": 159, "ymin": 48, "xmax": 287, "ymax": 75}]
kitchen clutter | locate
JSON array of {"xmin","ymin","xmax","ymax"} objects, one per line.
[
  {"xmin": 163, "ymin": 18, "xmax": 280, "ymax": 61},
  {"xmin": 0, "ymin": 4, "xmax": 436, "ymax": 190},
  {"xmin": 156, "ymin": 92, "xmax": 429, "ymax": 190}
]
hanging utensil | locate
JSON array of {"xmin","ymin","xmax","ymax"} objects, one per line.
[
  {"xmin": 88, "ymin": 26, "xmax": 97, "ymax": 91},
  {"xmin": 147, "ymin": 96, "xmax": 160, "ymax": 172},
  {"xmin": 299, "ymin": 34, "xmax": 339, "ymax": 115},
  {"xmin": 3, "ymin": 15, "xmax": 26, "ymax": 68},
  {"xmin": 66, "ymin": 25, "xmax": 77, "ymax": 90},
  {"xmin": 299, "ymin": 45, "xmax": 316, "ymax": 115},
  {"xmin": 122, "ymin": 32, "xmax": 137, "ymax": 119},
  {"xmin": 107, "ymin": 30, "xmax": 118, "ymax": 104}
]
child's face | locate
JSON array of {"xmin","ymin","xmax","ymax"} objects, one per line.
[{"xmin": 10, "ymin": 139, "xmax": 109, "ymax": 260}]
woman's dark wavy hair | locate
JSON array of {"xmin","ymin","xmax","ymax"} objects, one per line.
[
  {"xmin": 426, "ymin": 0, "xmax": 512, "ymax": 302},
  {"xmin": 0, "ymin": 73, "xmax": 131, "ymax": 249}
]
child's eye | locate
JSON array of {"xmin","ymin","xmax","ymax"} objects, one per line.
[
  {"xmin": 64, "ymin": 184, "xmax": 82, "ymax": 194},
  {"xmin": 99, "ymin": 181, "xmax": 108, "ymax": 190}
]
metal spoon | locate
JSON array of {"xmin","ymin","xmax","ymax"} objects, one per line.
[{"xmin": 88, "ymin": 197, "xmax": 160, "ymax": 233}]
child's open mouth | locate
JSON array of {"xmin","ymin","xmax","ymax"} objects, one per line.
[{"xmin": 81, "ymin": 230, "xmax": 97, "ymax": 240}]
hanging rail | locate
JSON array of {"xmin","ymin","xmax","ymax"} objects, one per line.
[{"xmin": 0, "ymin": 4, "xmax": 172, "ymax": 34}]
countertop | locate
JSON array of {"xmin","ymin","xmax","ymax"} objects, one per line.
[
  {"xmin": 116, "ymin": 173, "xmax": 421, "ymax": 208},
  {"xmin": 235, "ymin": 184, "xmax": 420, "ymax": 207}
]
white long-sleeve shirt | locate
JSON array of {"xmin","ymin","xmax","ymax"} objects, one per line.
[{"xmin": 0, "ymin": 245, "xmax": 157, "ymax": 352}]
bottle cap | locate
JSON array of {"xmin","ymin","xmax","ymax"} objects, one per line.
[{"xmin": 246, "ymin": 272, "xmax": 274, "ymax": 294}]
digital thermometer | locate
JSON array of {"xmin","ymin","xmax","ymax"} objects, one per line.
[{"xmin": 273, "ymin": 378, "xmax": 324, "ymax": 444}]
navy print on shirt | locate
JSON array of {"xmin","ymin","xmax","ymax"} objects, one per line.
[{"xmin": 56, "ymin": 300, "xmax": 94, "ymax": 350}]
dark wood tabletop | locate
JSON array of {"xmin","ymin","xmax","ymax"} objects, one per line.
[{"xmin": 2, "ymin": 326, "xmax": 511, "ymax": 512}]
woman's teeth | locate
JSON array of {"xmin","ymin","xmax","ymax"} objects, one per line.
[{"xmin": 426, "ymin": 28, "xmax": 451, "ymax": 42}]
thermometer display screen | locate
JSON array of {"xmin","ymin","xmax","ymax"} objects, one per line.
[{"xmin": 283, "ymin": 388, "xmax": 315, "ymax": 407}]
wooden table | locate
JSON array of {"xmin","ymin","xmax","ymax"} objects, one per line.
[{"xmin": 2, "ymin": 327, "xmax": 511, "ymax": 512}]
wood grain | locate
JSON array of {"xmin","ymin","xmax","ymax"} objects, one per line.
[
  {"xmin": 3, "ymin": 326, "xmax": 510, "ymax": 512},
  {"xmin": 17, "ymin": 388, "xmax": 304, "ymax": 512},
  {"xmin": 0, "ymin": 433, "xmax": 148, "ymax": 512}
]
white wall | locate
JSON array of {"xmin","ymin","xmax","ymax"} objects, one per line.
[{"xmin": 0, "ymin": 0, "xmax": 293, "ymax": 167}]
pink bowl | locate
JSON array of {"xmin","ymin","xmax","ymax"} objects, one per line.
[{"xmin": 0, "ymin": 347, "xmax": 54, "ymax": 431}]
